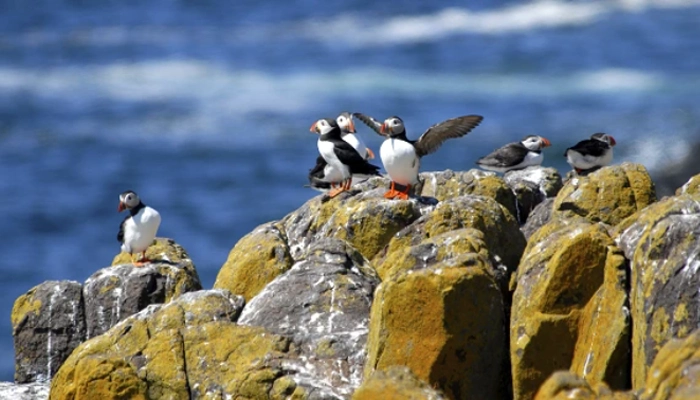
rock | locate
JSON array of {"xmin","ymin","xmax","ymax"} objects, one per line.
[
  {"xmin": 238, "ymin": 238, "xmax": 379, "ymax": 398},
  {"xmin": 50, "ymin": 290, "xmax": 287, "ymax": 400},
  {"xmin": 111, "ymin": 237, "xmax": 194, "ymax": 268},
  {"xmin": 85, "ymin": 241, "xmax": 202, "ymax": 338},
  {"xmin": 365, "ymin": 240, "xmax": 508, "ymax": 400},
  {"xmin": 511, "ymin": 219, "xmax": 630, "ymax": 400},
  {"xmin": 641, "ymin": 328, "xmax": 700, "ymax": 400},
  {"xmin": 283, "ymin": 186, "xmax": 428, "ymax": 261},
  {"xmin": 375, "ymin": 195, "xmax": 525, "ymax": 286},
  {"xmin": 615, "ymin": 193, "xmax": 700, "ymax": 389},
  {"xmin": 651, "ymin": 140, "xmax": 700, "ymax": 197},
  {"xmin": 213, "ymin": 221, "xmax": 293, "ymax": 301},
  {"xmin": 521, "ymin": 198, "xmax": 555, "ymax": 239},
  {"xmin": 676, "ymin": 173, "xmax": 700, "ymax": 196},
  {"xmin": 419, "ymin": 169, "xmax": 518, "ymax": 217},
  {"xmin": 553, "ymin": 163, "xmax": 656, "ymax": 226},
  {"xmin": 352, "ymin": 366, "xmax": 447, "ymax": 400},
  {"xmin": 12, "ymin": 280, "xmax": 85, "ymax": 383},
  {"xmin": 504, "ymin": 166, "xmax": 563, "ymax": 223},
  {"xmin": 533, "ymin": 371, "xmax": 637, "ymax": 400},
  {"xmin": 0, "ymin": 381, "xmax": 50, "ymax": 400}
]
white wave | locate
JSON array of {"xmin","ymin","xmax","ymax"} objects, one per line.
[
  {"xmin": 297, "ymin": 0, "xmax": 700, "ymax": 45},
  {"xmin": 627, "ymin": 137, "xmax": 692, "ymax": 171}
]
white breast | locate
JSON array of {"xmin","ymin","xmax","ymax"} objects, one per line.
[
  {"xmin": 318, "ymin": 139, "xmax": 350, "ymax": 179},
  {"xmin": 342, "ymin": 133, "xmax": 369, "ymax": 160},
  {"xmin": 566, "ymin": 148, "xmax": 613, "ymax": 170},
  {"xmin": 380, "ymin": 138, "xmax": 419, "ymax": 186},
  {"xmin": 121, "ymin": 206, "xmax": 161, "ymax": 255}
]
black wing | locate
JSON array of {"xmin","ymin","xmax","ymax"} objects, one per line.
[
  {"xmin": 565, "ymin": 139, "xmax": 609, "ymax": 157},
  {"xmin": 414, "ymin": 115, "xmax": 483, "ymax": 157},
  {"xmin": 308, "ymin": 155, "xmax": 327, "ymax": 179},
  {"xmin": 352, "ymin": 113, "xmax": 384, "ymax": 137},
  {"xmin": 477, "ymin": 142, "xmax": 529, "ymax": 168},
  {"xmin": 331, "ymin": 139, "xmax": 381, "ymax": 176},
  {"xmin": 117, "ymin": 215, "xmax": 129, "ymax": 243}
]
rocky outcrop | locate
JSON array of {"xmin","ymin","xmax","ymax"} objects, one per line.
[
  {"xmin": 213, "ymin": 221, "xmax": 293, "ymax": 301},
  {"xmin": 86, "ymin": 238, "xmax": 202, "ymax": 338},
  {"xmin": 352, "ymin": 366, "xmax": 447, "ymax": 400},
  {"xmin": 504, "ymin": 166, "xmax": 563, "ymax": 223},
  {"xmin": 553, "ymin": 163, "xmax": 656, "ymax": 226},
  {"xmin": 511, "ymin": 218, "xmax": 630, "ymax": 400},
  {"xmin": 521, "ymin": 198, "xmax": 555, "ymax": 239},
  {"xmin": 12, "ymin": 281, "xmax": 85, "ymax": 383},
  {"xmin": 616, "ymin": 191, "xmax": 700, "ymax": 389},
  {"xmin": 641, "ymin": 328, "xmax": 700, "ymax": 399},
  {"xmin": 0, "ymin": 382, "xmax": 50, "ymax": 400},
  {"xmin": 676, "ymin": 172, "xmax": 700, "ymax": 196},
  {"xmin": 238, "ymin": 238, "xmax": 379, "ymax": 398}
]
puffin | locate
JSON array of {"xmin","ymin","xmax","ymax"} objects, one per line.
[
  {"xmin": 117, "ymin": 190, "xmax": 161, "ymax": 266},
  {"xmin": 476, "ymin": 135, "xmax": 551, "ymax": 173},
  {"xmin": 309, "ymin": 118, "xmax": 381, "ymax": 198},
  {"xmin": 354, "ymin": 113, "xmax": 484, "ymax": 200},
  {"xmin": 565, "ymin": 133, "xmax": 616, "ymax": 174},
  {"xmin": 307, "ymin": 112, "xmax": 378, "ymax": 191}
]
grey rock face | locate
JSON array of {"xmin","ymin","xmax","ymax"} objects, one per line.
[
  {"xmin": 239, "ymin": 238, "xmax": 379, "ymax": 398},
  {"xmin": 0, "ymin": 382, "xmax": 49, "ymax": 400},
  {"xmin": 12, "ymin": 280, "xmax": 85, "ymax": 383},
  {"xmin": 503, "ymin": 166, "xmax": 563, "ymax": 224},
  {"xmin": 83, "ymin": 262, "xmax": 202, "ymax": 338},
  {"xmin": 520, "ymin": 197, "xmax": 555, "ymax": 239}
]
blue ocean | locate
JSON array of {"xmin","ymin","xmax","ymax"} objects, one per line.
[{"xmin": 1, "ymin": 0, "xmax": 700, "ymax": 382}]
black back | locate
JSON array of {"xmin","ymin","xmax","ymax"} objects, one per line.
[
  {"xmin": 565, "ymin": 138, "xmax": 610, "ymax": 157},
  {"xmin": 477, "ymin": 142, "xmax": 530, "ymax": 168}
]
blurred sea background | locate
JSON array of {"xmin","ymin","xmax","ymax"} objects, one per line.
[{"xmin": 1, "ymin": 0, "xmax": 700, "ymax": 381}]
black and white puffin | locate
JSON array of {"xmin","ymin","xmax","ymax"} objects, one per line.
[
  {"xmin": 309, "ymin": 118, "xmax": 381, "ymax": 198},
  {"xmin": 117, "ymin": 190, "xmax": 161, "ymax": 266},
  {"xmin": 564, "ymin": 133, "xmax": 616, "ymax": 174},
  {"xmin": 476, "ymin": 135, "xmax": 551, "ymax": 173},
  {"xmin": 354, "ymin": 113, "xmax": 483, "ymax": 200},
  {"xmin": 307, "ymin": 112, "xmax": 378, "ymax": 192}
]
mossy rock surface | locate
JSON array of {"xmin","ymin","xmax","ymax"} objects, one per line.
[
  {"xmin": 615, "ymin": 193, "xmax": 700, "ymax": 389},
  {"xmin": 553, "ymin": 163, "xmax": 656, "ymax": 226},
  {"xmin": 352, "ymin": 366, "xmax": 447, "ymax": 400},
  {"xmin": 641, "ymin": 328, "xmax": 700, "ymax": 400},
  {"xmin": 511, "ymin": 219, "xmax": 629, "ymax": 400},
  {"xmin": 675, "ymin": 172, "xmax": 700, "ymax": 195},
  {"xmin": 214, "ymin": 221, "xmax": 293, "ymax": 301}
]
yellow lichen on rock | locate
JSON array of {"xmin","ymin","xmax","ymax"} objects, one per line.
[
  {"xmin": 112, "ymin": 237, "xmax": 190, "ymax": 266},
  {"xmin": 676, "ymin": 173, "xmax": 700, "ymax": 196},
  {"xmin": 553, "ymin": 163, "xmax": 656, "ymax": 226},
  {"xmin": 641, "ymin": 329, "xmax": 700, "ymax": 400},
  {"xmin": 213, "ymin": 221, "xmax": 293, "ymax": 301},
  {"xmin": 352, "ymin": 366, "xmax": 447, "ymax": 400},
  {"xmin": 11, "ymin": 290, "xmax": 42, "ymax": 333},
  {"xmin": 365, "ymin": 249, "xmax": 507, "ymax": 400},
  {"xmin": 511, "ymin": 219, "xmax": 629, "ymax": 400}
]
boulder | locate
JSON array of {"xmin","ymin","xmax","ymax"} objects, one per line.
[
  {"xmin": 238, "ymin": 238, "xmax": 379, "ymax": 398},
  {"xmin": 352, "ymin": 366, "xmax": 447, "ymax": 400},
  {"xmin": 50, "ymin": 290, "xmax": 297, "ymax": 400},
  {"xmin": 511, "ymin": 219, "xmax": 630, "ymax": 400},
  {"xmin": 0, "ymin": 382, "xmax": 50, "ymax": 400},
  {"xmin": 12, "ymin": 280, "xmax": 85, "ymax": 383},
  {"xmin": 504, "ymin": 166, "xmax": 563, "ymax": 223},
  {"xmin": 419, "ymin": 169, "xmax": 518, "ymax": 217},
  {"xmin": 615, "ymin": 193, "xmax": 700, "ymax": 389},
  {"xmin": 365, "ymin": 237, "xmax": 508, "ymax": 400},
  {"xmin": 521, "ymin": 198, "xmax": 555, "ymax": 239},
  {"xmin": 534, "ymin": 371, "xmax": 637, "ymax": 400},
  {"xmin": 676, "ymin": 173, "xmax": 700, "ymax": 196},
  {"xmin": 213, "ymin": 221, "xmax": 293, "ymax": 301},
  {"xmin": 283, "ymin": 185, "xmax": 428, "ymax": 261},
  {"xmin": 641, "ymin": 328, "xmax": 700, "ymax": 400},
  {"xmin": 553, "ymin": 163, "xmax": 656, "ymax": 226},
  {"xmin": 85, "ymin": 238, "xmax": 202, "ymax": 338},
  {"xmin": 375, "ymin": 195, "xmax": 525, "ymax": 287}
]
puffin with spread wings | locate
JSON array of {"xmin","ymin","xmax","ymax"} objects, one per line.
[{"xmin": 354, "ymin": 113, "xmax": 483, "ymax": 200}]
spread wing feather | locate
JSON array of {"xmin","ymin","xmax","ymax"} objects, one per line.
[
  {"xmin": 414, "ymin": 115, "xmax": 483, "ymax": 157},
  {"xmin": 352, "ymin": 113, "xmax": 384, "ymax": 137}
]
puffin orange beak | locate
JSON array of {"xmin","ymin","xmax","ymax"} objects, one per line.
[
  {"xmin": 118, "ymin": 201, "xmax": 126, "ymax": 212},
  {"xmin": 309, "ymin": 122, "xmax": 318, "ymax": 134},
  {"xmin": 609, "ymin": 136, "xmax": 617, "ymax": 146},
  {"xmin": 347, "ymin": 120, "xmax": 356, "ymax": 133},
  {"xmin": 541, "ymin": 137, "xmax": 551, "ymax": 147},
  {"xmin": 380, "ymin": 123, "xmax": 387, "ymax": 135}
]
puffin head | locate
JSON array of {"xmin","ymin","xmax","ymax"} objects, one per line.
[
  {"xmin": 591, "ymin": 132, "xmax": 616, "ymax": 147},
  {"xmin": 336, "ymin": 112, "xmax": 356, "ymax": 134},
  {"xmin": 522, "ymin": 135, "xmax": 551, "ymax": 151},
  {"xmin": 380, "ymin": 116, "xmax": 405, "ymax": 137},
  {"xmin": 310, "ymin": 118, "xmax": 338, "ymax": 136},
  {"xmin": 118, "ymin": 190, "xmax": 141, "ymax": 212}
]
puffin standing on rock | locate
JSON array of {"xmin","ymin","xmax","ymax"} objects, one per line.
[
  {"xmin": 564, "ymin": 133, "xmax": 616, "ymax": 174},
  {"xmin": 476, "ymin": 135, "xmax": 551, "ymax": 173},
  {"xmin": 117, "ymin": 190, "xmax": 161, "ymax": 266},
  {"xmin": 354, "ymin": 113, "xmax": 484, "ymax": 200},
  {"xmin": 309, "ymin": 118, "xmax": 381, "ymax": 198}
]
